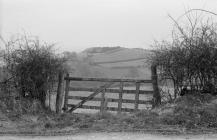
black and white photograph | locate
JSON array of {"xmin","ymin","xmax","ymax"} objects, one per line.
[{"xmin": 1, "ymin": 0, "xmax": 217, "ymax": 139}]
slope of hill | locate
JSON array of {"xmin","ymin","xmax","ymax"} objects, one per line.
[
  {"xmin": 91, "ymin": 48, "xmax": 148, "ymax": 63},
  {"xmin": 68, "ymin": 47, "xmax": 152, "ymax": 79}
]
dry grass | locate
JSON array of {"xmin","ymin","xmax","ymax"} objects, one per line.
[
  {"xmin": 1, "ymin": 93, "xmax": 217, "ymax": 135},
  {"xmin": 159, "ymin": 93, "xmax": 217, "ymax": 129}
]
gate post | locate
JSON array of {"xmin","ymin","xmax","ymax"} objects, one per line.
[
  {"xmin": 63, "ymin": 73, "xmax": 70, "ymax": 112},
  {"xmin": 151, "ymin": 65, "xmax": 161, "ymax": 108},
  {"xmin": 56, "ymin": 71, "xmax": 64, "ymax": 114}
]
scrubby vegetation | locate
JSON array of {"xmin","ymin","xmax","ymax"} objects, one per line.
[
  {"xmin": 3, "ymin": 35, "xmax": 66, "ymax": 108},
  {"xmin": 150, "ymin": 11, "xmax": 217, "ymax": 99}
]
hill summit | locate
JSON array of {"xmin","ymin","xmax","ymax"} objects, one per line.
[{"xmin": 82, "ymin": 46, "xmax": 123, "ymax": 54}]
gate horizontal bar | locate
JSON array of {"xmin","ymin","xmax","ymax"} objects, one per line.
[
  {"xmin": 65, "ymin": 77, "xmax": 152, "ymax": 83},
  {"xmin": 68, "ymin": 87, "xmax": 153, "ymax": 94}
]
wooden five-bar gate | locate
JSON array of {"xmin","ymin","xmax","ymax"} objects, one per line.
[{"xmin": 58, "ymin": 65, "xmax": 161, "ymax": 113}]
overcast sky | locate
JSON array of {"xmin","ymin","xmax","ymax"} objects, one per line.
[{"xmin": 1, "ymin": 0, "xmax": 217, "ymax": 52}]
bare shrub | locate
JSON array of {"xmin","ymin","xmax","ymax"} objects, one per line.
[
  {"xmin": 150, "ymin": 10, "xmax": 217, "ymax": 98},
  {"xmin": 3, "ymin": 35, "xmax": 66, "ymax": 108}
]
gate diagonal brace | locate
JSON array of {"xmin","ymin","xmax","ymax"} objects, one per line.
[{"xmin": 67, "ymin": 82, "xmax": 114, "ymax": 113}]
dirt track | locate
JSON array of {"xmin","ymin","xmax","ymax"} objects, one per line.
[{"xmin": 1, "ymin": 132, "xmax": 217, "ymax": 140}]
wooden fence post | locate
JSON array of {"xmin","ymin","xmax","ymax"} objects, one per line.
[
  {"xmin": 118, "ymin": 82, "xmax": 124, "ymax": 114},
  {"xmin": 56, "ymin": 71, "xmax": 64, "ymax": 114},
  {"xmin": 151, "ymin": 65, "xmax": 161, "ymax": 108},
  {"xmin": 134, "ymin": 82, "xmax": 140, "ymax": 111},
  {"xmin": 63, "ymin": 73, "xmax": 70, "ymax": 112}
]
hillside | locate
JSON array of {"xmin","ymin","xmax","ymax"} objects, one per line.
[{"xmin": 66, "ymin": 47, "xmax": 152, "ymax": 79}]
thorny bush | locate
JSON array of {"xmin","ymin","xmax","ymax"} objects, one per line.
[
  {"xmin": 150, "ymin": 12, "xmax": 217, "ymax": 98},
  {"xmin": 4, "ymin": 35, "xmax": 66, "ymax": 108}
]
